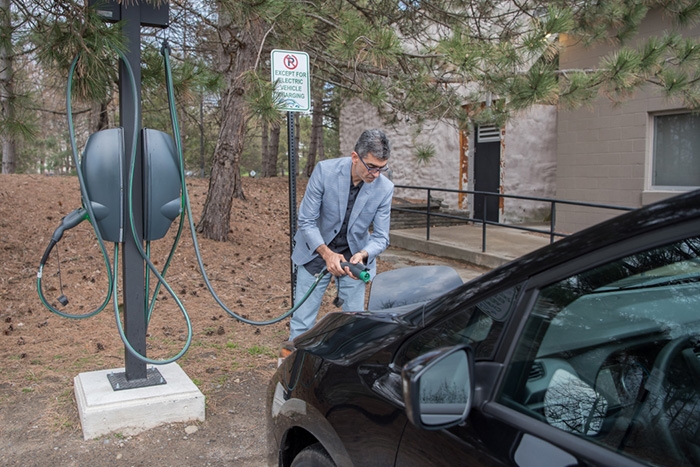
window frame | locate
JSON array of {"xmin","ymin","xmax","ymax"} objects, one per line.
[{"xmin": 647, "ymin": 110, "xmax": 700, "ymax": 192}]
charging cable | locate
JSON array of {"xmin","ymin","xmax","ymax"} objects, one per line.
[{"xmin": 37, "ymin": 43, "xmax": 372, "ymax": 366}]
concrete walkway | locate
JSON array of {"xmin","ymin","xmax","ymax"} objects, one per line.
[{"xmin": 380, "ymin": 223, "xmax": 553, "ymax": 282}]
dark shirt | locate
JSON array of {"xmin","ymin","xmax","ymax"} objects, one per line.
[{"xmin": 304, "ymin": 180, "xmax": 364, "ymax": 275}]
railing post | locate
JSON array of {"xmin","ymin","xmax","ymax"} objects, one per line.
[
  {"xmin": 426, "ymin": 188, "xmax": 431, "ymax": 241},
  {"xmin": 482, "ymin": 194, "xmax": 487, "ymax": 252},
  {"xmin": 550, "ymin": 201, "xmax": 557, "ymax": 244}
]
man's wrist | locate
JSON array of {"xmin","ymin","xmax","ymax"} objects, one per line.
[
  {"xmin": 359, "ymin": 250, "xmax": 369, "ymax": 261},
  {"xmin": 317, "ymin": 244, "xmax": 332, "ymax": 261}
]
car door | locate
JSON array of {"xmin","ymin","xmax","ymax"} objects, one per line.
[
  {"xmin": 392, "ymin": 284, "xmax": 527, "ymax": 466},
  {"xmin": 395, "ymin": 226, "xmax": 700, "ymax": 466}
]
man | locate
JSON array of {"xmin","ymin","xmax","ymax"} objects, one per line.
[{"xmin": 288, "ymin": 129, "xmax": 394, "ymax": 341}]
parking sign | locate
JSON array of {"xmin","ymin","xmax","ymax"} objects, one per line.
[{"xmin": 271, "ymin": 50, "xmax": 311, "ymax": 112}]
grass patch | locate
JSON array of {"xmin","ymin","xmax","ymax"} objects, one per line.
[{"xmin": 247, "ymin": 345, "xmax": 275, "ymax": 358}]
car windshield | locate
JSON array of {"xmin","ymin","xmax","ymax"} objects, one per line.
[
  {"xmin": 535, "ymin": 238, "xmax": 700, "ymax": 358},
  {"xmin": 538, "ymin": 278, "xmax": 700, "ymax": 358},
  {"xmin": 595, "ymin": 259, "xmax": 700, "ymax": 291}
]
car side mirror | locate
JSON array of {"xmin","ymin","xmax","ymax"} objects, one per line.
[{"xmin": 402, "ymin": 345, "xmax": 473, "ymax": 430}]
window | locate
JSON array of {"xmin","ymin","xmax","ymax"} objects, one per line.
[
  {"xmin": 499, "ymin": 237, "xmax": 700, "ymax": 466},
  {"xmin": 397, "ymin": 285, "xmax": 522, "ymax": 366},
  {"xmin": 653, "ymin": 112, "xmax": 700, "ymax": 189}
]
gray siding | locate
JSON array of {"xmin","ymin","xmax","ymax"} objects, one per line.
[{"xmin": 557, "ymin": 9, "xmax": 700, "ymax": 232}]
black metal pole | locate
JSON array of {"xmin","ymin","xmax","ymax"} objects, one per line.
[
  {"xmin": 287, "ymin": 111, "xmax": 297, "ymax": 305},
  {"xmin": 120, "ymin": 3, "xmax": 147, "ymax": 381},
  {"xmin": 427, "ymin": 188, "xmax": 433, "ymax": 241},
  {"xmin": 482, "ymin": 197, "xmax": 487, "ymax": 252}
]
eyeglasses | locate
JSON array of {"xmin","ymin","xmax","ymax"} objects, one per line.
[{"xmin": 358, "ymin": 156, "xmax": 389, "ymax": 174}]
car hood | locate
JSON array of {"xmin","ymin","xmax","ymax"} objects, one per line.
[
  {"xmin": 293, "ymin": 305, "xmax": 422, "ymax": 365},
  {"xmin": 293, "ymin": 264, "xmax": 467, "ymax": 365}
]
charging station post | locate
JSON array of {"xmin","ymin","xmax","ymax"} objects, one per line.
[
  {"xmin": 91, "ymin": 0, "xmax": 169, "ymax": 384},
  {"xmin": 68, "ymin": 2, "xmax": 205, "ymax": 441}
]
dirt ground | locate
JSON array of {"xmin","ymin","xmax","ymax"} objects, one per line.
[{"xmin": 0, "ymin": 174, "xmax": 403, "ymax": 466}]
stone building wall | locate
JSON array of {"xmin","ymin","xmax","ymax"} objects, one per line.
[{"xmin": 340, "ymin": 98, "xmax": 558, "ymax": 225}]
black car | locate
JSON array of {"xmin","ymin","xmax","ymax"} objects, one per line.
[{"xmin": 267, "ymin": 189, "xmax": 700, "ymax": 467}]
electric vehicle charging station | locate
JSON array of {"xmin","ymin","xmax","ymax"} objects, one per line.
[
  {"xmin": 67, "ymin": 1, "xmax": 205, "ymax": 440},
  {"xmin": 37, "ymin": 3, "xmax": 351, "ymax": 441}
]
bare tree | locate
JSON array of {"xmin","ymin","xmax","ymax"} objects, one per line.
[{"xmin": 0, "ymin": 0, "xmax": 15, "ymax": 173}]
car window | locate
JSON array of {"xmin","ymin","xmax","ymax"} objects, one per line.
[
  {"xmin": 499, "ymin": 237, "xmax": 700, "ymax": 467},
  {"xmin": 397, "ymin": 285, "xmax": 522, "ymax": 365}
]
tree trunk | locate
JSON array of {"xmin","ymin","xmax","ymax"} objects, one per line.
[
  {"xmin": 305, "ymin": 125, "xmax": 317, "ymax": 177},
  {"xmin": 269, "ymin": 120, "xmax": 280, "ymax": 175},
  {"xmin": 261, "ymin": 118, "xmax": 269, "ymax": 176},
  {"xmin": 305, "ymin": 80, "xmax": 324, "ymax": 176},
  {"xmin": 0, "ymin": 0, "xmax": 15, "ymax": 174},
  {"xmin": 197, "ymin": 89, "xmax": 245, "ymax": 241},
  {"xmin": 90, "ymin": 101, "xmax": 109, "ymax": 133},
  {"xmin": 318, "ymin": 117, "xmax": 325, "ymax": 161},
  {"xmin": 1, "ymin": 130, "xmax": 15, "ymax": 174},
  {"xmin": 261, "ymin": 118, "xmax": 280, "ymax": 177},
  {"xmin": 197, "ymin": 12, "xmax": 267, "ymax": 241}
]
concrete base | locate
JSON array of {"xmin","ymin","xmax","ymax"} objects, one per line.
[{"xmin": 74, "ymin": 363, "xmax": 205, "ymax": 440}]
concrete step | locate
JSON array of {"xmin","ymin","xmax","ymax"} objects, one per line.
[{"xmin": 384, "ymin": 223, "xmax": 552, "ymax": 279}]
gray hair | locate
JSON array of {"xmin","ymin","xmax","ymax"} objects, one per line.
[{"xmin": 354, "ymin": 129, "xmax": 391, "ymax": 161}]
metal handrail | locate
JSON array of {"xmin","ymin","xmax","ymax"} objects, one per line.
[{"xmin": 392, "ymin": 185, "xmax": 635, "ymax": 252}]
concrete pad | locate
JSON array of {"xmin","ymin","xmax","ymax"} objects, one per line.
[{"xmin": 74, "ymin": 363, "xmax": 205, "ymax": 440}]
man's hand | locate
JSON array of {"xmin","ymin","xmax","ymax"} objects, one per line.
[
  {"xmin": 317, "ymin": 245, "xmax": 346, "ymax": 276},
  {"xmin": 317, "ymin": 245, "xmax": 369, "ymax": 279},
  {"xmin": 352, "ymin": 250, "xmax": 368, "ymax": 263},
  {"xmin": 344, "ymin": 250, "xmax": 368, "ymax": 280}
]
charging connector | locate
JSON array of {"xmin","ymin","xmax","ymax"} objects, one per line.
[
  {"xmin": 39, "ymin": 207, "xmax": 88, "ymax": 267},
  {"xmin": 52, "ymin": 207, "xmax": 88, "ymax": 242},
  {"xmin": 340, "ymin": 262, "xmax": 371, "ymax": 283}
]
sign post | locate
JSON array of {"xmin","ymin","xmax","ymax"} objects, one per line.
[{"xmin": 271, "ymin": 50, "xmax": 310, "ymax": 305}]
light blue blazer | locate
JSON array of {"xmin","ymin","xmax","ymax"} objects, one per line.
[{"xmin": 291, "ymin": 157, "xmax": 394, "ymax": 277}]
